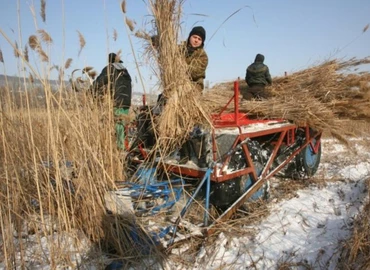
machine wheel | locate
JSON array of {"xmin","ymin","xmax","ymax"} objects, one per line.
[
  {"xmin": 282, "ymin": 131, "xmax": 321, "ymax": 179},
  {"xmin": 239, "ymin": 161, "xmax": 269, "ymax": 201},
  {"xmin": 296, "ymin": 138, "xmax": 321, "ymax": 177},
  {"xmin": 210, "ymin": 155, "xmax": 268, "ymax": 209}
]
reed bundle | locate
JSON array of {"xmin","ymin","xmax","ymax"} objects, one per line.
[
  {"xmin": 205, "ymin": 57, "xmax": 370, "ymax": 142},
  {"xmin": 148, "ymin": 0, "xmax": 210, "ymax": 153}
]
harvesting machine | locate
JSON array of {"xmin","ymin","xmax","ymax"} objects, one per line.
[{"xmin": 109, "ymin": 81, "xmax": 322, "ymax": 247}]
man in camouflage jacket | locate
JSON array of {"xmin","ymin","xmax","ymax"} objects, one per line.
[
  {"xmin": 181, "ymin": 26, "xmax": 208, "ymax": 92},
  {"xmin": 151, "ymin": 26, "xmax": 208, "ymax": 94}
]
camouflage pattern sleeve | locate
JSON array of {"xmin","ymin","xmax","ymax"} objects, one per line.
[{"xmin": 187, "ymin": 49, "xmax": 208, "ymax": 82}]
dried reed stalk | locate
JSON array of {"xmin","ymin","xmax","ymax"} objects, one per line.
[
  {"xmin": 149, "ymin": 0, "xmax": 210, "ymax": 152},
  {"xmin": 338, "ymin": 178, "xmax": 370, "ymax": 269},
  {"xmin": 58, "ymin": 69, "xmax": 64, "ymax": 82},
  {"xmin": 14, "ymin": 41, "xmax": 20, "ymax": 58},
  {"xmin": 113, "ymin": 28, "xmax": 118, "ymax": 41},
  {"xmin": 38, "ymin": 48, "xmax": 49, "ymax": 62}
]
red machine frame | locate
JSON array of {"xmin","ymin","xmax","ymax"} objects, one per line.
[
  {"xmin": 161, "ymin": 81, "xmax": 321, "ymax": 232},
  {"xmin": 163, "ymin": 80, "xmax": 321, "ymax": 182}
]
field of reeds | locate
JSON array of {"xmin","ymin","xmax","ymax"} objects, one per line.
[
  {"xmin": 1, "ymin": 0, "xmax": 370, "ymax": 269},
  {"xmin": 0, "ymin": 1, "xmax": 168, "ymax": 268},
  {"xmin": 0, "ymin": 81, "xmax": 169, "ymax": 268}
]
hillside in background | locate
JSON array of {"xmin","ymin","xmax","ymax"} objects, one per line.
[{"xmin": 0, "ymin": 74, "xmax": 67, "ymax": 90}]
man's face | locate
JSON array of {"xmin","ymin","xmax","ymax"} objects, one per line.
[{"xmin": 189, "ymin": 34, "xmax": 203, "ymax": 48}]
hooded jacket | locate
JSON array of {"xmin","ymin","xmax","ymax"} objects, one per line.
[
  {"xmin": 245, "ymin": 54, "xmax": 272, "ymax": 87},
  {"xmin": 93, "ymin": 53, "xmax": 132, "ymax": 108}
]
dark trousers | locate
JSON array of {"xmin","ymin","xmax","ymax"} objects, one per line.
[{"xmin": 242, "ymin": 85, "xmax": 270, "ymax": 100}]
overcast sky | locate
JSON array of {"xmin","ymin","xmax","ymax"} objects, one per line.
[{"xmin": 0, "ymin": 0, "xmax": 369, "ymax": 94}]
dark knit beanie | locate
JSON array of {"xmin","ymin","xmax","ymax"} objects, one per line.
[{"xmin": 188, "ymin": 26, "xmax": 206, "ymax": 44}]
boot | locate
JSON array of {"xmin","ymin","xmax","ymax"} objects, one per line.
[{"xmin": 179, "ymin": 142, "xmax": 190, "ymax": 164}]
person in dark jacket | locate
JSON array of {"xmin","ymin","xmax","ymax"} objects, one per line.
[
  {"xmin": 243, "ymin": 53, "xmax": 272, "ymax": 100},
  {"xmin": 91, "ymin": 52, "xmax": 132, "ymax": 149}
]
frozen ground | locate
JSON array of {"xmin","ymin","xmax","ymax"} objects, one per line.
[
  {"xmin": 166, "ymin": 138, "xmax": 370, "ymax": 270},
  {"xmin": 1, "ymin": 138, "xmax": 369, "ymax": 269}
]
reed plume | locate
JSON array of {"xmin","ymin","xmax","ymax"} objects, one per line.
[
  {"xmin": 115, "ymin": 49, "xmax": 122, "ymax": 62},
  {"xmin": 0, "ymin": 48, "xmax": 3, "ymax": 63},
  {"xmin": 40, "ymin": 0, "xmax": 46, "ymax": 22},
  {"xmin": 28, "ymin": 35, "xmax": 40, "ymax": 50},
  {"xmin": 37, "ymin": 29, "xmax": 53, "ymax": 44},
  {"xmin": 125, "ymin": 18, "xmax": 135, "ymax": 32},
  {"xmin": 363, "ymin": 24, "xmax": 369, "ymax": 33},
  {"xmin": 88, "ymin": 70, "xmax": 97, "ymax": 79},
  {"xmin": 64, "ymin": 58, "xmax": 73, "ymax": 69},
  {"xmin": 82, "ymin": 66, "xmax": 94, "ymax": 73},
  {"xmin": 121, "ymin": 0, "xmax": 127, "ymax": 13},
  {"xmin": 77, "ymin": 31, "xmax": 86, "ymax": 56},
  {"xmin": 24, "ymin": 45, "xmax": 29, "ymax": 62}
]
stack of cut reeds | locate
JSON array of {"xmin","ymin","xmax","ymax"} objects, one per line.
[{"xmin": 204, "ymin": 58, "xmax": 370, "ymax": 142}]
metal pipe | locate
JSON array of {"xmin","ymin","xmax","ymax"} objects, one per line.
[
  {"xmin": 204, "ymin": 168, "xmax": 212, "ymax": 226},
  {"xmin": 169, "ymin": 168, "xmax": 213, "ymax": 246}
]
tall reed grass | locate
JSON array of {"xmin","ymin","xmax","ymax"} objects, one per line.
[{"xmin": 0, "ymin": 1, "xmax": 164, "ymax": 268}]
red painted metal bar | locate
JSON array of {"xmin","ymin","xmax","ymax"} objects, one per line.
[
  {"xmin": 263, "ymin": 131, "xmax": 320, "ymax": 179},
  {"xmin": 310, "ymin": 131, "xmax": 322, "ymax": 154},
  {"xmin": 261, "ymin": 130, "xmax": 287, "ymax": 178},
  {"xmin": 238, "ymin": 123, "xmax": 296, "ymax": 139},
  {"xmin": 241, "ymin": 142, "xmax": 259, "ymax": 182},
  {"xmin": 214, "ymin": 95, "xmax": 235, "ymax": 119}
]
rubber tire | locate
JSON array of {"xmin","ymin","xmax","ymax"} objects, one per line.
[
  {"xmin": 297, "ymin": 139, "xmax": 321, "ymax": 177},
  {"xmin": 283, "ymin": 137, "xmax": 321, "ymax": 180}
]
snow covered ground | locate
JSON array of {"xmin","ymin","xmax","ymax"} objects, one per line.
[
  {"xmin": 1, "ymin": 138, "xmax": 369, "ymax": 269},
  {"xmin": 166, "ymin": 138, "xmax": 370, "ymax": 270}
]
